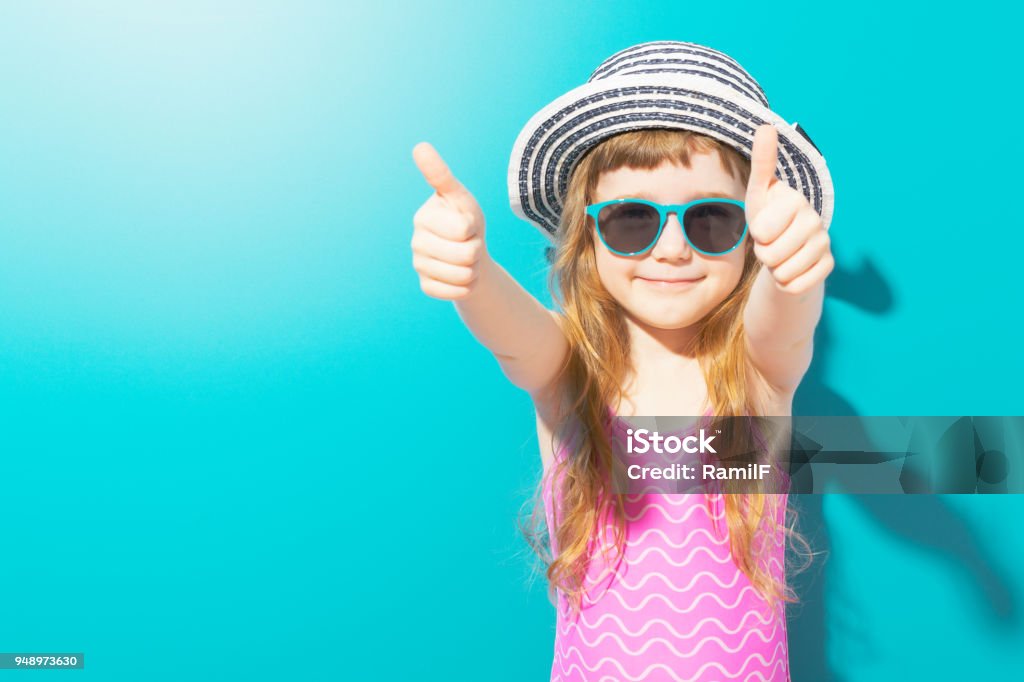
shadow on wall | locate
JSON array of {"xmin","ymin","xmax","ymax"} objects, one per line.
[{"xmin": 786, "ymin": 257, "xmax": 1020, "ymax": 682}]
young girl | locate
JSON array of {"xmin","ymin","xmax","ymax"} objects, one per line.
[{"xmin": 412, "ymin": 40, "xmax": 833, "ymax": 682}]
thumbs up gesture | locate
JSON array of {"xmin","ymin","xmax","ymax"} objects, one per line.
[
  {"xmin": 411, "ymin": 142, "xmax": 489, "ymax": 300},
  {"xmin": 744, "ymin": 124, "xmax": 834, "ymax": 295}
]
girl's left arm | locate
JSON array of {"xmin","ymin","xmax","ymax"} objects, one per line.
[{"xmin": 741, "ymin": 124, "xmax": 834, "ymax": 393}]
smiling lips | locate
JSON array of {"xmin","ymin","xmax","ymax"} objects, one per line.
[{"xmin": 637, "ymin": 275, "xmax": 705, "ymax": 289}]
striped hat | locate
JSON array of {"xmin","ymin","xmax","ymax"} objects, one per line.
[{"xmin": 507, "ymin": 40, "xmax": 835, "ymax": 239}]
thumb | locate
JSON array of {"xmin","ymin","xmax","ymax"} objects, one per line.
[
  {"xmin": 412, "ymin": 142, "xmax": 478, "ymax": 216},
  {"xmin": 745, "ymin": 124, "xmax": 779, "ymax": 221}
]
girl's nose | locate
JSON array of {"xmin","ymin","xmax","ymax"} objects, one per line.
[{"xmin": 650, "ymin": 212, "xmax": 691, "ymax": 260}]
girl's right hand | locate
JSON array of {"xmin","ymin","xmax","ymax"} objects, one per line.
[{"xmin": 411, "ymin": 142, "xmax": 489, "ymax": 301}]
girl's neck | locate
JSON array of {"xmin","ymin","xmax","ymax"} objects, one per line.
[
  {"xmin": 624, "ymin": 312, "xmax": 700, "ymax": 370},
  {"xmin": 617, "ymin": 314, "xmax": 709, "ymax": 417}
]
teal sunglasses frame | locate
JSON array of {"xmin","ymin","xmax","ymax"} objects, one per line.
[{"xmin": 585, "ymin": 197, "xmax": 749, "ymax": 257}]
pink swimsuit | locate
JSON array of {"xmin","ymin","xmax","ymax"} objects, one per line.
[{"xmin": 541, "ymin": 410, "xmax": 790, "ymax": 682}]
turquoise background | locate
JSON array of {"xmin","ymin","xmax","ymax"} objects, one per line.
[{"xmin": 1, "ymin": 1, "xmax": 1021, "ymax": 679}]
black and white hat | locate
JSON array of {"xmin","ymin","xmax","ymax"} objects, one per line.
[{"xmin": 507, "ymin": 40, "xmax": 835, "ymax": 239}]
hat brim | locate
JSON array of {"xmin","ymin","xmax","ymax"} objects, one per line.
[{"xmin": 507, "ymin": 73, "xmax": 835, "ymax": 240}]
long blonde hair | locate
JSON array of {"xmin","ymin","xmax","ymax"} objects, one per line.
[{"xmin": 517, "ymin": 128, "xmax": 814, "ymax": 618}]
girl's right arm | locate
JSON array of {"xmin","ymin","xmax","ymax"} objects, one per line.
[{"xmin": 411, "ymin": 142, "xmax": 568, "ymax": 399}]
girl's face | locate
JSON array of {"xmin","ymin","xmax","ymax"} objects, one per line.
[{"xmin": 592, "ymin": 153, "xmax": 749, "ymax": 331}]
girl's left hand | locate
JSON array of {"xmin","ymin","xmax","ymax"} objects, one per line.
[{"xmin": 744, "ymin": 124, "xmax": 834, "ymax": 295}]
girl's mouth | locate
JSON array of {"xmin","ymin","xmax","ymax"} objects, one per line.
[{"xmin": 636, "ymin": 276, "xmax": 705, "ymax": 290}]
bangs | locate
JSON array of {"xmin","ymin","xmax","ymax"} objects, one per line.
[{"xmin": 578, "ymin": 128, "xmax": 751, "ymax": 203}]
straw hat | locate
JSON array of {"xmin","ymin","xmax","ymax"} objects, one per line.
[{"xmin": 507, "ymin": 40, "xmax": 834, "ymax": 239}]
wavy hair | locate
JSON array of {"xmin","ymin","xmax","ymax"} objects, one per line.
[{"xmin": 517, "ymin": 128, "xmax": 816, "ymax": 619}]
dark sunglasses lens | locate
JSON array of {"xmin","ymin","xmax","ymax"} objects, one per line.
[
  {"xmin": 596, "ymin": 202, "xmax": 662, "ymax": 253},
  {"xmin": 683, "ymin": 202, "xmax": 746, "ymax": 254}
]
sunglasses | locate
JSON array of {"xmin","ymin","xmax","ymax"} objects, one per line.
[{"xmin": 585, "ymin": 197, "xmax": 748, "ymax": 257}]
